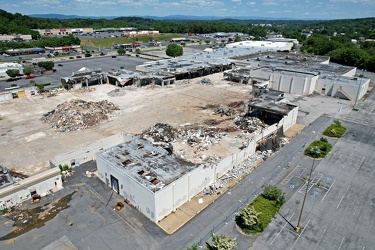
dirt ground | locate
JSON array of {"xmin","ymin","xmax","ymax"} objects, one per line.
[{"xmin": 0, "ymin": 73, "xmax": 253, "ymax": 175}]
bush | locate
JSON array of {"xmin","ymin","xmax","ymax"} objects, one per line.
[
  {"xmin": 304, "ymin": 139, "xmax": 332, "ymax": 158},
  {"xmin": 0, "ymin": 208, "xmax": 9, "ymax": 214},
  {"xmin": 10, "ymin": 83, "xmax": 17, "ymax": 87},
  {"xmin": 323, "ymin": 121, "xmax": 347, "ymax": 138},
  {"xmin": 262, "ymin": 185, "xmax": 285, "ymax": 204},
  {"xmin": 249, "ymin": 196, "xmax": 280, "ymax": 233},
  {"xmin": 58, "ymin": 164, "xmax": 71, "ymax": 172},
  {"xmin": 37, "ymin": 84, "xmax": 44, "ymax": 90}
]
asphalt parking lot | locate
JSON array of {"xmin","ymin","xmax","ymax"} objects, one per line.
[{"xmin": 0, "ymin": 56, "xmax": 148, "ymax": 90}]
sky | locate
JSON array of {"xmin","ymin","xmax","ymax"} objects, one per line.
[{"xmin": 0, "ymin": 0, "xmax": 374, "ymax": 20}]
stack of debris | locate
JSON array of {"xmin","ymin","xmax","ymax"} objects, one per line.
[
  {"xmin": 214, "ymin": 105, "xmax": 237, "ymax": 116},
  {"xmin": 200, "ymin": 78, "xmax": 213, "ymax": 85},
  {"xmin": 177, "ymin": 127, "xmax": 222, "ymax": 150},
  {"xmin": 108, "ymin": 89, "xmax": 126, "ymax": 97},
  {"xmin": 203, "ymin": 151, "xmax": 267, "ymax": 195},
  {"xmin": 144, "ymin": 123, "xmax": 177, "ymax": 143},
  {"xmin": 41, "ymin": 99, "xmax": 119, "ymax": 132},
  {"xmin": 233, "ymin": 116, "xmax": 266, "ymax": 133}
]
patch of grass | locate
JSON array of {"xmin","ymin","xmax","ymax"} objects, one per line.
[
  {"xmin": 237, "ymin": 196, "xmax": 281, "ymax": 234},
  {"xmin": 304, "ymin": 137, "xmax": 332, "ymax": 158},
  {"xmin": 323, "ymin": 120, "xmax": 347, "ymax": 138}
]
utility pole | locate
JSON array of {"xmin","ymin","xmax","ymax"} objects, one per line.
[{"xmin": 296, "ymin": 148, "xmax": 320, "ymax": 232}]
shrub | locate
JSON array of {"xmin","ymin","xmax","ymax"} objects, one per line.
[
  {"xmin": 10, "ymin": 83, "xmax": 17, "ymax": 87},
  {"xmin": 59, "ymin": 164, "xmax": 71, "ymax": 172},
  {"xmin": 262, "ymin": 185, "xmax": 285, "ymax": 205},
  {"xmin": 304, "ymin": 140, "xmax": 332, "ymax": 158},
  {"xmin": 37, "ymin": 84, "xmax": 44, "ymax": 90},
  {"xmin": 323, "ymin": 121, "xmax": 347, "ymax": 138},
  {"xmin": 0, "ymin": 208, "xmax": 9, "ymax": 214}
]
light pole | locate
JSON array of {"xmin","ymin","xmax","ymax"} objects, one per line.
[{"xmin": 296, "ymin": 147, "xmax": 320, "ymax": 232}]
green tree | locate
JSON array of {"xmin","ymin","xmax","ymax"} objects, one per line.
[
  {"xmin": 234, "ymin": 36, "xmax": 241, "ymax": 42},
  {"xmin": 206, "ymin": 234, "xmax": 237, "ymax": 250},
  {"xmin": 37, "ymin": 61, "xmax": 54, "ymax": 70},
  {"xmin": 6, "ymin": 69, "xmax": 20, "ymax": 78},
  {"xmin": 117, "ymin": 47, "xmax": 126, "ymax": 55},
  {"xmin": 166, "ymin": 43, "xmax": 183, "ymax": 57},
  {"xmin": 239, "ymin": 206, "xmax": 261, "ymax": 229},
  {"xmin": 135, "ymin": 48, "xmax": 141, "ymax": 54},
  {"xmin": 262, "ymin": 185, "xmax": 285, "ymax": 204},
  {"xmin": 186, "ymin": 243, "xmax": 198, "ymax": 250},
  {"xmin": 23, "ymin": 66, "xmax": 34, "ymax": 75},
  {"xmin": 205, "ymin": 40, "xmax": 211, "ymax": 44}
]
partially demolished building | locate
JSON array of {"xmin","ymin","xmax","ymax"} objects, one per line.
[
  {"xmin": 224, "ymin": 52, "xmax": 369, "ymax": 101},
  {"xmin": 96, "ymin": 93, "xmax": 298, "ymax": 223},
  {"xmin": 0, "ymin": 165, "xmax": 63, "ymax": 210}
]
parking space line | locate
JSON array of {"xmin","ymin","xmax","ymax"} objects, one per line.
[
  {"xmin": 356, "ymin": 156, "xmax": 365, "ymax": 173},
  {"xmin": 313, "ymin": 218, "xmax": 333, "ymax": 250},
  {"xmin": 270, "ymin": 212, "xmax": 295, "ymax": 246},
  {"xmin": 342, "ymin": 151, "xmax": 354, "ymax": 168},
  {"xmin": 321, "ymin": 179, "xmax": 336, "ymax": 202},
  {"xmin": 338, "ymin": 237, "xmax": 345, "ymax": 250},
  {"xmin": 336, "ymin": 185, "xmax": 350, "ymax": 209},
  {"xmin": 290, "ymin": 219, "xmax": 310, "ymax": 250}
]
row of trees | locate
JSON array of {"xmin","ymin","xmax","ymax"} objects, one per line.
[
  {"xmin": 0, "ymin": 35, "xmax": 80, "ymax": 51},
  {"xmin": 301, "ymin": 34, "xmax": 375, "ymax": 71}
]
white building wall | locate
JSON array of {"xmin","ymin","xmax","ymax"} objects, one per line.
[
  {"xmin": 316, "ymin": 78, "xmax": 370, "ymax": 101},
  {"xmin": 0, "ymin": 168, "xmax": 62, "ymax": 209},
  {"xmin": 50, "ymin": 133, "xmax": 133, "ymax": 168},
  {"xmin": 290, "ymin": 76, "xmax": 308, "ymax": 95},
  {"xmin": 0, "ymin": 92, "xmax": 12, "ymax": 102},
  {"xmin": 341, "ymin": 67, "xmax": 356, "ymax": 77},
  {"xmin": 96, "ymin": 154, "xmax": 157, "ymax": 221}
]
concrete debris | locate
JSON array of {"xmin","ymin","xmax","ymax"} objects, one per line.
[
  {"xmin": 175, "ymin": 79, "xmax": 190, "ymax": 85},
  {"xmin": 177, "ymin": 126, "xmax": 222, "ymax": 150},
  {"xmin": 145, "ymin": 123, "xmax": 177, "ymax": 143},
  {"xmin": 234, "ymin": 116, "xmax": 265, "ymax": 133},
  {"xmin": 41, "ymin": 99, "xmax": 119, "ymax": 132},
  {"xmin": 202, "ymin": 151, "xmax": 271, "ymax": 196},
  {"xmin": 200, "ymin": 78, "xmax": 213, "ymax": 85},
  {"xmin": 203, "ymin": 119, "xmax": 221, "ymax": 125},
  {"xmin": 214, "ymin": 105, "xmax": 237, "ymax": 116},
  {"xmin": 108, "ymin": 89, "xmax": 126, "ymax": 97}
]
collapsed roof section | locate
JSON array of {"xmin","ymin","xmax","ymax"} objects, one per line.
[{"xmin": 97, "ymin": 138, "xmax": 197, "ymax": 191}]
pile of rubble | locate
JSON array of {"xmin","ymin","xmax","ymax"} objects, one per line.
[
  {"xmin": 199, "ymin": 78, "xmax": 213, "ymax": 85},
  {"xmin": 108, "ymin": 89, "xmax": 126, "ymax": 97},
  {"xmin": 214, "ymin": 105, "xmax": 237, "ymax": 116},
  {"xmin": 144, "ymin": 123, "xmax": 177, "ymax": 143},
  {"xmin": 177, "ymin": 126, "xmax": 222, "ymax": 150},
  {"xmin": 202, "ymin": 151, "xmax": 269, "ymax": 195},
  {"xmin": 234, "ymin": 116, "xmax": 266, "ymax": 133},
  {"xmin": 41, "ymin": 99, "xmax": 119, "ymax": 132}
]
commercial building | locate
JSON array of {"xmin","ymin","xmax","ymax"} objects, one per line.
[
  {"xmin": 0, "ymin": 165, "xmax": 63, "ymax": 210},
  {"xmin": 123, "ymin": 30, "xmax": 159, "ymax": 37},
  {"xmin": 224, "ymin": 52, "xmax": 369, "ymax": 101},
  {"xmin": 95, "ymin": 94, "xmax": 298, "ymax": 223},
  {"xmin": 0, "ymin": 34, "xmax": 32, "ymax": 42},
  {"xmin": 34, "ymin": 28, "xmax": 94, "ymax": 35}
]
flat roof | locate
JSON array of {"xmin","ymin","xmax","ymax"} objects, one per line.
[
  {"xmin": 98, "ymin": 138, "xmax": 197, "ymax": 191},
  {"xmin": 247, "ymin": 94, "xmax": 297, "ymax": 115}
]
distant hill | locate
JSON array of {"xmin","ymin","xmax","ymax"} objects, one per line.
[
  {"xmin": 29, "ymin": 14, "xmax": 119, "ymax": 19},
  {"xmin": 29, "ymin": 13, "xmax": 300, "ymax": 21}
]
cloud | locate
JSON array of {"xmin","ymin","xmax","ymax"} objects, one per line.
[
  {"xmin": 330, "ymin": 0, "xmax": 371, "ymax": 2},
  {"xmin": 267, "ymin": 9, "xmax": 292, "ymax": 13},
  {"xmin": 262, "ymin": 0, "xmax": 278, "ymax": 5},
  {"xmin": 248, "ymin": 1, "xmax": 256, "ymax": 5},
  {"xmin": 232, "ymin": 0, "xmax": 242, "ymax": 2},
  {"xmin": 23, "ymin": 0, "xmax": 61, "ymax": 4}
]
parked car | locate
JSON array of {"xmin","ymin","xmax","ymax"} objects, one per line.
[
  {"xmin": 69, "ymin": 57, "xmax": 74, "ymax": 59},
  {"xmin": 76, "ymin": 55, "xmax": 82, "ymax": 58},
  {"xmin": 112, "ymin": 56, "xmax": 117, "ymax": 58},
  {"xmin": 57, "ymin": 64, "xmax": 63, "ymax": 66},
  {"xmin": 24, "ymin": 75, "xmax": 35, "ymax": 79},
  {"xmin": 85, "ymin": 54, "xmax": 92, "ymax": 57}
]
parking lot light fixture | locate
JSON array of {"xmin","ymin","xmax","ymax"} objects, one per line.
[{"xmin": 296, "ymin": 147, "xmax": 320, "ymax": 233}]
